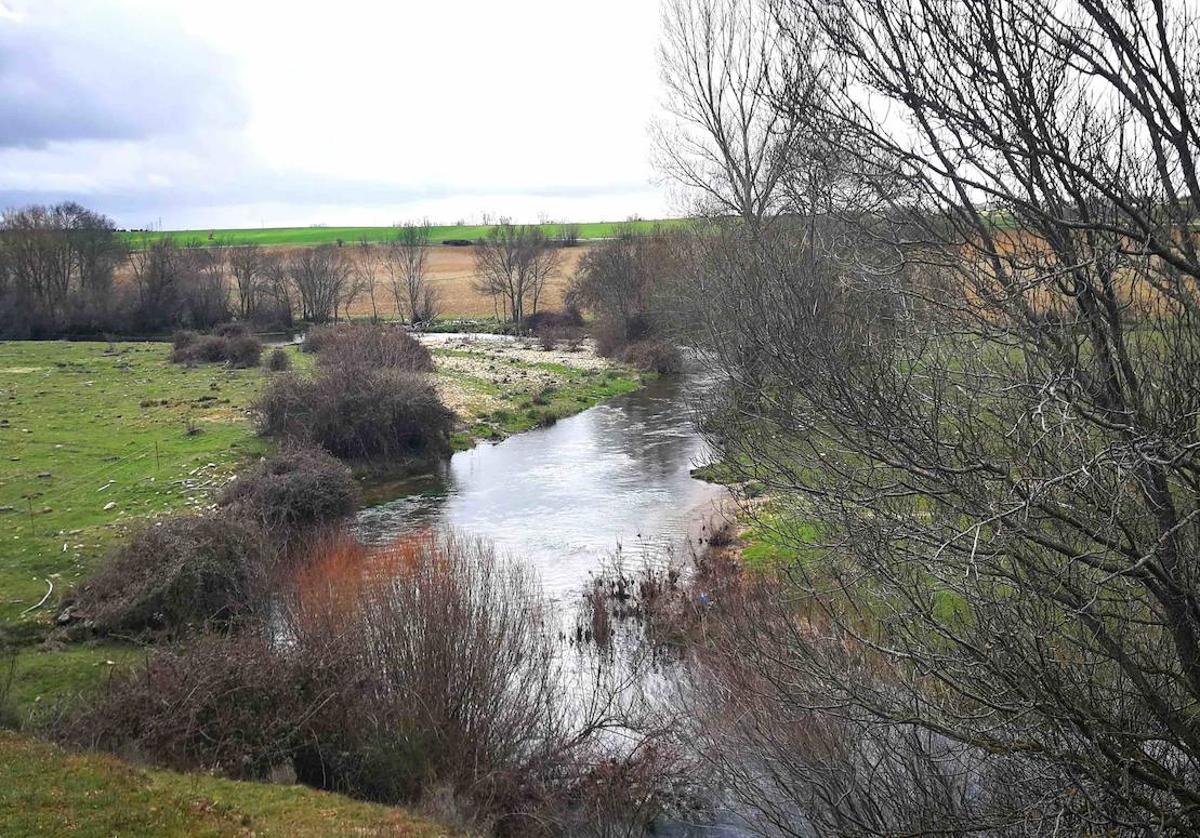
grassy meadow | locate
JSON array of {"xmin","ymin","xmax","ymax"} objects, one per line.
[
  {"xmin": 0, "ymin": 334, "xmax": 643, "ymax": 836},
  {"xmin": 118, "ymin": 218, "xmax": 692, "ymax": 248},
  {"xmin": 0, "ymin": 731, "xmax": 448, "ymax": 837}
]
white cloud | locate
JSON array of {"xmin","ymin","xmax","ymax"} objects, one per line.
[{"xmin": 0, "ymin": 0, "xmax": 673, "ymax": 227}]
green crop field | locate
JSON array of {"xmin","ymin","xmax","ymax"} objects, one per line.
[{"xmin": 118, "ymin": 218, "xmax": 694, "ymax": 248}]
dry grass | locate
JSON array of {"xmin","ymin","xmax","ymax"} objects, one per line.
[{"xmin": 113, "ymin": 245, "xmax": 592, "ymax": 320}]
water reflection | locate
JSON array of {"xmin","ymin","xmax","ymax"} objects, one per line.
[{"xmin": 354, "ymin": 374, "xmax": 725, "ymax": 601}]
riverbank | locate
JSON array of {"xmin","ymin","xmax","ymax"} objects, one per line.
[
  {"xmin": 0, "ymin": 337, "xmax": 641, "ymax": 706},
  {"xmin": 0, "ymin": 335, "xmax": 645, "ymax": 836},
  {"xmin": 0, "ymin": 731, "xmax": 451, "ymax": 837}
]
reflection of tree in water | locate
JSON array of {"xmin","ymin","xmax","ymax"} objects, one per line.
[{"xmin": 606, "ymin": 374, "xmax": 704, "ymax": 484}]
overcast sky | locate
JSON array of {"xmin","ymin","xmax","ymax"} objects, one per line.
[{"xmin": 0, "ymin": 0, "xmax": 672, "ymax": 229}]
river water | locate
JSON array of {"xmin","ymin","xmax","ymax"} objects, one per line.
[
  {"xmin": 352, "ymin": 362, "xmax": 757, "ymax": 836},
  {"xmin": 354, "ymin": 371, "xmax": 727, "ymax": 602}
]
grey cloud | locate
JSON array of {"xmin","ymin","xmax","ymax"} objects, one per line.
[{"xmin": 0, "ymin": 1, "xmax": 246, "ymax": 148}]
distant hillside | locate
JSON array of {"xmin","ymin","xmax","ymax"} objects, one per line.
[{"xmin": 117, "ymin": 218, "xmax": 693, "ymax": 248}]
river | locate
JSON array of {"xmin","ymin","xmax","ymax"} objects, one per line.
[
  {"xmin": 352, "ymin": 361, "xmax": 757, "ymax": 836},
  {"xmin": 354, "ymin": 371, "xmax": 727, "ymax": 602}
]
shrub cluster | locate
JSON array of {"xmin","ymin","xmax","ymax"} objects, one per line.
[
  {"xmin": 65, "ymin": 533, "xmax": 686, "ymax": 831},
  {"xmin": 264, "ymin": 347, "xmax": 292, "ymax": 372},
  {"xmin": 620, "ymin": 339, "xmax": 682, "ymax": 374},
  {"xmin": 170, "ymin": 325, "xmax": 262, "ymax": 368},
  {"xmin": 67, "ymin": 514, "xmax": 268, "ymax": 635},
  {"xmin": 65, "ymin": 446, "xmax": 357, "ymax": 638},
  {"xmin": 256, "ymin": 369, "xmax": 453, "ymax": 464},
  {"xmin": 526, "ymin": 308, "xmax": 585, "ymax": 350},
  {"xmin": 311, "ymin": 323, "xmax": 434, "ymax": 372},
  {"xmin": 218, "ymin": 444, "xmax": 358, "ymax": 532}
]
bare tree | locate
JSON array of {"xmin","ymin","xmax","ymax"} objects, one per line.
[
  {"xmin": 259, "ymin": 252, "xmax": 295, "ymax": 326},
  {"xmin": 185, "ymin": 238, "xmax": 231, "ymax": 320},
  {"xmin": 385, "ymin": 222, "xmax": 438, "ymax": 326},
  {"xmin": 474, "ymin": 222, "xmax": 562, "ymax": 324},
  {"xmin": 353, "ymin": 236, "xmax": 382, "ymax": 322},
  {"xmin": 677, "ymin": 0, "xmax": 1200, "ymax": 831},
  {"xmin": 655, "ymin": 0, "xmax": 815, "ymax": 224},
  {"xmin": 0, "ymin": 202, "xmax": 123, "ymax": 313},
  {"xmin": 229, "ymin": 244, "xmax": 267, "ymax": 319},
  {"xmin": 289, "ymin": 245, "xmax": 352, "ymax": 324},
  {"xmin": 567, "ymin": 226, "xmax": 682, "ymax": 355}
]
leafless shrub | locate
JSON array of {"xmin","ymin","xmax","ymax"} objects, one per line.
[
  {"xmin": 300, "ymin": 322, "xmax": 338, "ymax": 354},
  {"xmin": 567, "ymin": 228, "xmax": 684, "ymax": 360},
  {"xmin": 64, "ymin": 532, "xmax": 689, "ymax": 833},
  {"xmin": 527, "ymin": 309, "xmax": 585, "ymax": 350},
  {"xmin": 620, "ymin": 340, "xmax": 681, "ymax": 374},
  {"xmin": 264, "ymin": 347, "xmax": 291, "ymax": 372},
  {"xmin": 168, "ymin": 330, "xmax": 262, "ymax": 368},
  {"xmin": 217, "ymin": 444, "xmax": 358, "ymax": 534},
  {"xmin": 254, "ymin": 368, "xmax": 453, "ymax": 464},
  {"xmin": 66, "ymin": 514, "xmax": 270, "ymax": 636},
  {"xmin": 62, "ymin": 633, "xmax": 315, "ymax": 779},
  {"xmin": 311, "ymin": 322, "xmax": 434, "ymax": 372}
]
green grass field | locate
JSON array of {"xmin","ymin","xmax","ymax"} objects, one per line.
[
  {"xmin": 0, "ymin": 732, "xmax": 449, "ymax": 837},
  {"xmin": 118, "ymin": 218, "xmax": 693, "ymax": 248},
  {"xmin": 0, "ymin": 340, "xmax": 278, "ymax": 631}
]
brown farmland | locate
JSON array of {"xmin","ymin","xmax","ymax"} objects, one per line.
[{"xmin": 116, "ymin": 244, "xmax": 591, "ymax": 321}]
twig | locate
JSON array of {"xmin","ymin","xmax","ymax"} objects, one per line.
[{"xmin": 20, "ymin": 578, "xmax": 53, "ymax": 616}]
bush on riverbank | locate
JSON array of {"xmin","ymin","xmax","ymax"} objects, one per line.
[
  {"xmin": 218, "ymin": 444, "xmax": 358, "ymax": 534},
  {"xmin": 62, "ymin": 532, "xmax": 684, "ymax": 832},
  {"xmin": 255, "ymin": 368, "xmax": 453, "ymax": 464},
  {"xmin": 310, "ymin": 323, "xmax": 434, "ymax": 372},
  {"xmin": 66, "ymin": 515, "xmax": 269, "ymax": 635},
  {"xmin": 170, "ymin": 327, "xmax": 262, "ymax": 368},
  {"xmin": 620, "ymin": 339, "xmax": 681, "ymax": 374}
]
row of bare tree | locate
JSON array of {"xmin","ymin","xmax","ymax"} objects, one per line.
[
  {"xmin": 2, "ymin": 208, "xmax": 578, "ymax": 334},
  {"xmin": 655, "ymin": 0, "xmax": 1200, "ymax": 833},
  {"xmin": 151, "ymin": 226, "xmax": 440, "ymax": 327}
]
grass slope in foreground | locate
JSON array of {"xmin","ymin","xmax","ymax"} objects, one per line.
[
  {"xmin": 0, "ymin": 732, "xmax": 448, "ymax": 837},
  {"xmin": 118, "ymin": 218, "xmax": 693, "ymax": 248}
]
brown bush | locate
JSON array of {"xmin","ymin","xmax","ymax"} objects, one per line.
[
  {"xmin": 218, "ymin": 444, "xmax": 358, "ymax": 533},
  {"xmin": 311, "ymin": 323, "xmax": 433, "ymax": 372},
  {"xmin": 300, "ymin": 323, "xmax": 338, "ymax": 354},
  {"xmin": 264, "ymin": 347, "xmax": 291, "ymax": 372},
  {"xmin": 169, "ymin": 331, "xmax": 262, "ymax": 368},
  {"xmin": 620, "ymin": 339, "xmax": 681, "ymax": 374},
  {"xmin": 255, "ymin": 368, "xmax": 454, "ymax": 464},
  {"xmin": 67, "ymin": 514, "xmax": 269, "ymax": 635},
  {"xmin": 62, "ymin": 633, "xmax": 316, "ymax": 779},
  {"xmin": 64, "ymin": 532, "xmax": 679, "ymax": 826}
]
